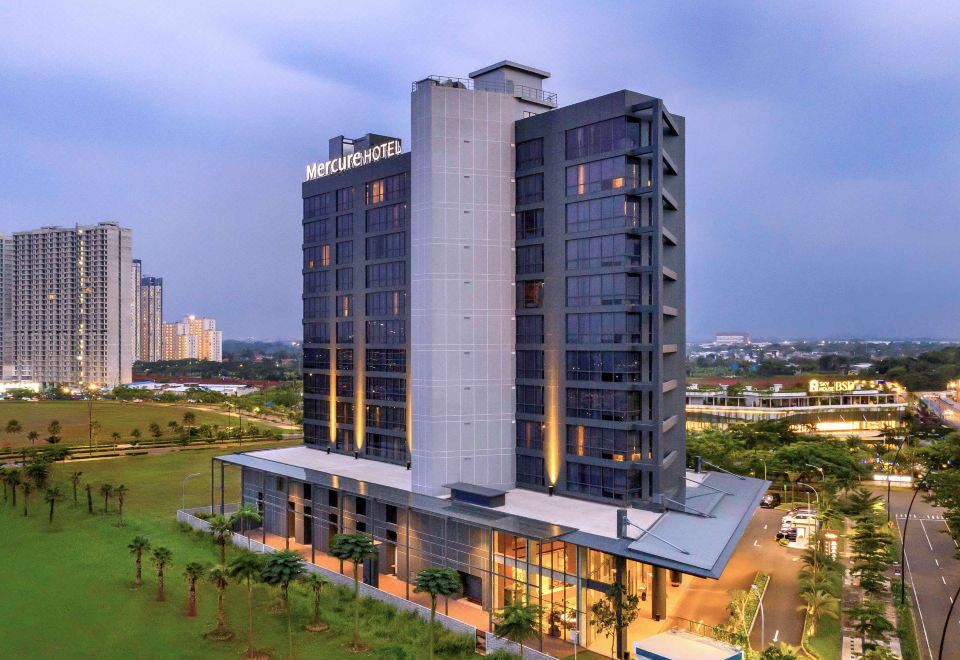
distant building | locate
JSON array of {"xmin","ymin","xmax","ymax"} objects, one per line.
[
  {"xmin": 714, "ymin": 332, "xmax": 750, "ymax": 345},
  {"xmin": 138, "ymin": 276, "xmax": 163, "ymax": 361},
  {"xmin": 12, "ymin": 223, "xmax": 133, "ymax": 387},
  {"xmin": 162, "ymin": 314, "xmax": 222, "ymax": 362},
  {"xmin": 131, "ymin": 259, "xmax": 142, "ymax": 361},
  {"xmin": 0, "ymin": 234, "xmax": 13, "ymax": 380}
]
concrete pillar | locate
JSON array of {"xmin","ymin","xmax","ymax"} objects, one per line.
[
  {"xmin": 651, "ymin": 566, "xmax": 667, "ymax": 621},
  {"xmin": 615, "ymin": 556, "xmax": 627, "ymax": 660}
]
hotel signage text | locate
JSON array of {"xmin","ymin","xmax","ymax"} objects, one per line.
[
  {"xmin": 305, "ymin": 140, "xmax": 402, "ymax": 181},
  {"xmin": 808, "ymin": 379, "xmax": 880, "ymax": 394}
]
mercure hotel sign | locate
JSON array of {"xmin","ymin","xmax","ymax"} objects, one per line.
[{"xmin": 305, "ymin": 140, "xmax": 402, "ymax": 181}]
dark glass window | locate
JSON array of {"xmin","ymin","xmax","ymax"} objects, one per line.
[
  {"xmin": 366, "ymin": 203, "xmax": 407, "ymax": 232},
  {"xmin": 366, "ymin": 261, "xmax": 406, "ymax": 288},
  {"xmin": 516, "ymin": 315, "xmax": 544, "ymax": 344},
  {"xmin": 304, "ymin": 218, "xmax": 331, "ymax": 242},
  {"xmin": 566, "ymin": 425, "xmax": 641, "ymax": 460},
  {"xmin": 566, "ymin": 351, "xmax": 643, "ymax": 383},
  {"xmin": 517, "ymin": 280, "xmax": 544, "ymax": 309},
  {"xmin": 303, "ymin": 192, "xmax": 333, "ymax": 218},
  {"xmin": 304, "ymin": 322, "xmax": 330, "ymax": 343},
  {"xmin": 336, "ymin": 402, "xmax": 354, "ymax": 424},
  {"xmin": 365, "ymin": 290, "xmax": 406, "ymax": 316},
  {"xmin": 304, "ymin": 373, "xmax": 329, "ymax": 396},
  {"xmin": 516, "ymin": 209, "xmax": 544, "ymax": 239},
  {"xmin": 337, "ymin": 375, "xmax": 354, "ymax": 397},
  {"xmin": 566, "ymin": 274, "xmax": 640, "ymax": 306},
  {"xmin": 304, "ymin": 422, "xmax": 325, "ymax": 446},
  {"xmin": 336, "ymin": 321, "xmax": 354, "ymax": 344},
  {"xmin": 516, "ymin": 245, "xmax": 544, "ymax": 275},
  {"xmin": 303, "ymin": 348, "xmax": 330, "ymax": 370},
  {"xmin": 365, "ymin": 173, "xmax": 408, "ymax": 205},
  {"xmin": 517, "ymin": 455, "xmax": 545, "ymax": 487},
  {"xmin": 365, "ymin": 434, "xmax": 407, "ymax": 463},
  {"xmin": 336, "ymin": 268, "xmax": 353, "ymax": 291},
  {"xmin": 366, "ymin": 405, "xmax": 405, "ymax": 431},
  {"xmin": 566, "ymin": 312, "xmax": 641, "ymax": 344},
  {"xmin": 566, "ymin": 196, "xmax": 645, "ymax": 233},
  {"xmin": 566, "ymin": 157, "xmax": 638, "ymax": 196},
  {"xmin": 304, "ymin": 271, "xmax": 330, "ymax": 294},
  {"xmin": 366, "ymin": 320, "xmax": 405, "ymax": 345},
  {"xmin": 336, "ymin": 241, "xmax": 353, "ymax": 265},
  {"xmin": 336, "ymin": 294, "xmax": 353, "ymax": 318},
  {"xmin": 516, "ymin": 350, "xmax": 544, "ymax": 379},
  {"xmin": 566, "ymin": 235, "xmax": 643, "ymax": 270},
  {"xmin": 336, "ymin": 349, "xmax": 354, "ymax": 371},
  {"xmin": 336, "ymin": 214, "xmax": 354, "ymax": 238},
  {"xmin": 566, "ymin": 388, "xmax": 641, "ymax": 422},
  {"xmin": 303, "ymin": 245, "xmax": 330, "ymax": 269},
  {"xmin": 516, "ymin": 421, "xmax": 544, "ymax": 450},
  {"xmin": 336, "ymin": 187, "xmax": 355, "ymax": 211},
  {"xmin": 565, "ymin": 461, "xmax": 637, "ymax": 500},
  {"xmin": 516, "ymin": 138, "xmax": 544, "ymax": 170},
  {"xmin": 304, "ymin": 398, "xmax": 329, "ymax": 419},
  {"xmin": 366, "ymin": 349, "xmax": 406, "ymax": 373},
  {"xmin": 366, "ymin": 376, "xmax": 406, "ymax": 402},
  {"xmin": 516, "ymin": 174, "xmax": 544, "ymax": 204},
  {"xmin": 565, "ymin": 118, "xmax": 640, "ymax": 160},
  {"xmin": 303, "ymin": 296, "xmax": 329, "ymax": 320},
  {"xmin": 366, "ymin": 232, "xmax": 406, "ymax": 260},
  {"xmin": 517, "ymin": 385, "xmax": 544, "ymax": 415}
]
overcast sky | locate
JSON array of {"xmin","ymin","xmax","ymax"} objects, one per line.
[{"xmin": 2, "ymin": 1, "xmax": 959, "ymax": 341}]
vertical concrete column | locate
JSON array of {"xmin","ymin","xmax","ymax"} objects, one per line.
[
  {"xmin": 615, "ymin": 556, "xmax": 627, "ymax": 660},
  {"xmin": 651, "ymin": 566, "xmax": 667, "ymax": 621}
]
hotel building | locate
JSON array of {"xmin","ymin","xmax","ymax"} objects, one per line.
[
  {"xmin": 12, "ymin": 222, "xmax": 133, "ymax": 387},
  {"xmin": 206, "ymin": 62, "xmax": 763, "ymax": 657}
]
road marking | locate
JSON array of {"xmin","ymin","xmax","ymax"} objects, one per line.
[
  {"xmin": 936, "ymin": 559, "xmax": 941, "ymax": 568},
  {"xmin": 944, "ymin": 576, "xmax": 948, "ymax": 585},
  {"xmin": 763, "ymin": 524, "xmax": 768, "ymax": 530},
  {"xmin": 920, "ymin": 519, "xmax": 934, "ymax": 552},
  {"xmin": 753, "ymin": 539, "xmax": 759, "ymax": 547},
  {"xmin": 898, "ymin": 517, "xmax": 934, "ymax": 660},
  {"xmin": 773, "ymin": 630, "xmax": 780, "ymax": 643}
]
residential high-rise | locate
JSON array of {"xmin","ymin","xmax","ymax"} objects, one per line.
[
  {"xmin": 13, "ymin": 222, "xmax": 133, "ymax": 387},
  {"xmin": 138, "ymin": 276, "xmax": 163, "ymax": 362},
  {"xmin": 0, "ymin": 234, "xmax": 13, "ymax": 380},
  {"xmin": 132, "ymin": 258, "xmax": 142, "ymax": 360},
  {"xmin": 162, "ymin": 314, "xmax": 221, "ymax": 362}
]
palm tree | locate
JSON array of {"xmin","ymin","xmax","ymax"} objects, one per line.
[
  {"xmin": 262, "ymin": 550, "xmax": 306, "ymax": 659},
  {"xmin": 128, "ymin": 536, "xmax": 151, "ymax": 586},
  {"xmin": 494, "ymin": 597, "xmax": 542, "ymax": 657},
  {"xmin": 299, "ymin": 572, "xmax": 330, "ymax": 632},
  {"xmin": 26, "ymin": 430, "xmax": 38, "ymax": 445},
  {"xmin": 25, "ymin": 459, "xmax": 50, "ymax": 491},
  {"xmin": 5, "ymin": 419, "xmax": 22, "ymax": 444},
  {"xmin": 0, "ymin": 469, "xmax": 8, "ymax": 504},
  {"xmin": 111, "ymin": 432, "xmax": 121, "ymax": 444},
  {"xmin": 208, "ymin": 514, "xmax": 234, "ymax": 564},
  {"xmin": 22, "ymin": 481, "xmax": 31, "ymax": 516},
  {"xmin": 115, "ymin": 484, "xmax": 128, "ymax": 527},
  {"xmin": 414, "ymin": 567, "xmax": 463, "ymax": 660},
  {"xmin": 47, "ymin": 420, "xmax": 62, "ymax": 444},
  {"xmin": 228, "ymin": 550, "xmax": 264, "ymax": 658},
  {"xmin": 85, "ymin": 483, "xmax": 93, "ymax": 513},
  {"xmin": 8, "ymin": 469, "xmax": 20, "ymax": 507},
  {"xmin": 69, "ymin": 471, "xmax": 83, "ymax": 505},
  {"xmin": 183, "ymin": 562, "xmax": 206, "ymax": 617},
  {"xmin": 152, "ymin": 546, "xmax": 173, "ymax": 601},
  {"xmin": 797, "ymin": 589, "xmax": 839, "ymax": 636},
  {"xmin": 100, "ymin": 483, "xmax": 113, "ymax": 513},
  {"xmin": 43, "ymin": 486, "xmax": 64, "ymax": 523},
  {"xmin": 130, "ymin": 428, "xmax": 142, "ymax": 445},
  {"xmin": 231, "ymin": 503, "xmax": 262, "ymax": 546},
  {"xmin": 148, "ymin": 422, "xmax": 162, "ymax": 439},
  {"xmin": 329, "ymin": 533, "xmax": 379, "ymax": 651},
  {"xmin": 207, "ymin": 565, "xmax": 233, "ymax": 640}
]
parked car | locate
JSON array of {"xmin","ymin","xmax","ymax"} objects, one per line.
[
  {"xmin": 776, "ymin": 527, "xmax": 798, "ymax": 541},
  {"xmin": 782, "ymin": 510, "xmax": 818, "ymax": 525},
  {"xmin": 760, "ymin": 493, "xmax": 781, "ymax": 509}
]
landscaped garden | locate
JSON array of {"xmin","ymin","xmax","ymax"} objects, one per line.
[{"xmin": 0, "ymin": 446, "xmax": 507, "ymax": 659}]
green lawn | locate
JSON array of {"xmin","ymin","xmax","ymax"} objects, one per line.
[
  {"xmin": 0, "ymin": 400, "xmax": 283, "ymax": 449},
  {"xmin": 0, "ymin": 447, "xmax": 486, "ymax": 659},
  {"xmin": 807, "ymin": 614, "xmax": 841, "ymax": 660}
]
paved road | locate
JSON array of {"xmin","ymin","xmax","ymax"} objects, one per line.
[
  {"xmin": 674, "ymin": 506, "xmax": 805, "ymax": 648},
  {"xmin": 880, "ymin": 485, "xmax": 960, "ymax": 660}
]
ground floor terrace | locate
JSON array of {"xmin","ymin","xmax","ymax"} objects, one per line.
[{"xmin": 206, "ymin": 446, "xmax": 767, "ymax": 658}]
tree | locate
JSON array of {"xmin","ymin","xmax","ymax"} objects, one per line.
[
  {"xmin": 591, "ymin": 583, "xmax": 641, "ymax": 659},
  {"xmin": 130, "ymin": 428, "xmax": 142, "ymax": 445},
  {"xmin": 26, "ymin": 430, "xmax": 38, "ymax": 445},
  {"xmin": 7, "ymin": 469, "xmax": 19, "ymax": 507},
  {"xmin": 128, "ymin": 536, "xmax": 151, "ymax": 587},
  {"xmin": 494, "ymin": 596, "xmax": 542, "ymax": 656},
  {"xmin": 329, "ymin": 533, "xmax": 379, "ymax": 651},
  {"xmin": 848, "ymin": 600, "xmax": 894, "ymax": 646},
  {"xmin": 725, "ymin": 589, "xmax": 751, "ymax": 647},
  {"xmin": 231, "ymin": 503, "xmax": 262, "ymax": 546},
  {"xmin": 100, "ymin": 483, "xmax": 114, "ymax": 513},
  {"xmin": 183, "ymin": 562, "xmax": 206, "ymax": 617},
  {"xmin": 22, "ymin": 481, "xmax": 31, "ymax": 516},
  {"xmin": 43, "ymin": 486, "xmax": 64, "ymax": 523},
  {"xmin": 25, "ymin": 459, "xmax": 50, "ymax": 491},
  {"xmin": 208, "ymin": 514, "xmax": 234, "ymax": 564},
  {"xmin": 111, "ymin": 431, "xmax": 121, "ymax": 444},
  {"xmin": 797, "ymin": 589, "xmax": 839, "ymax": 636},
  {"xmin": 414, "ymin": 568, "xmax": 462, "ymax": 660},
  {"xmin": 760, "ymin": 643, "xmax": 800, "ymax": 659},
  {"xmin": 5, "ymin": 419, "xmax": 22, "ymax": 443},
  {"xmin": 183, "ymin": 411, "xmax": 197, "ymax": 426},
  {"xmin": 262, "ymin": 550, "xmax": 306, "ymax": 660},
  {"xmin": 85, "ymin": 483, "xmax": 93, "ymax": 513},
  {"xmin": 842, "ymin": 487, "xmax": 883, "ymax": 520},
  {"xmin": 148, "ymin": 422, "xmax": 162, "ymax": 439},
  {"xmin": 207, "ymin": 565, "xmax": 233, "ymax": 640},
  {"xmin": 299, "ymin": 572, "xmax": 330, "ymax": 632},
  {"xmin": 46, "ymin": 420, "xmax": 62, "ymax": 445},
  {"xmin": 0, "ymin": 469, "xmax": 9, "ymax": 504},
  {"xmin": 228, "ymin": 551, "xmax": 264, "ymax": 658},
  {"xmin": 69, "ymin": 471, "xmax": 83, "ymax": 505},
  {"xmin": 115, "ymin": 484, "xmax": 128, "ymax": 527},
  {"xmin": 152, "ymin": 546, "xmax": 173, "ymax": 601}
]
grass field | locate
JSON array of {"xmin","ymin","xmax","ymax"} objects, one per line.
[
  {"xmin": 807, "ymin": 614, "xmax": 841, "ymax": 660},
  {"xmin": 0, "ymin": 400, "xmax": 283, "ymax": 449},
  {"xmin": 0, "ymin": 446, "xmax": 490, "ymax": 659}
]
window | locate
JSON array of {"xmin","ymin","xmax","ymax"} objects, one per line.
[
  {"xmin": 565, "ymin": 118, "xmax": 640, "ymax": 160},
  {"xmin": 336, "ymin": 241, "xmax": 353, "ymax": 265},
  {"xmin": 566, "ymin": 351, "xmax": 643, "ymax": 383},
  {"xmin": 366, "ymin": 405, "xmax": 405, "ymax": 431},
  {"xmin": 385, "ymin": 504, "xmax": 398, "ymax": 524},
  {"xmin": 303, "ymin": 245, "xmax": 330, "ymax": 270},
  {"xmin": 303, "ymin": 348, "xmax": 330, "ymax": 370},
  {"xmin": 304, "ymin": 373, "xmax": 329, "ymax": 396},
  {"xmin": 304, "ymin": 398, "xmax": 329, "ymax": 419},
  {"xmin": 304, "ymin": 321, "xmax": 330, "ymax": 343},
  {"xmin": 336, "ymin": 214, "xmax": 354, "ymax": 238},
  {"xmin": 366, "ymin": 232, "xmax": 406, "ymax": 259},
  {"xmin": 366, "ymin": 349, "xmax": 405, "ymax": 372},
  {"xmin": 516, "ymin": 174, "xmax": 544, "ymax": 204},
  {"xmin": 366, "ymin": 376, "xmax": 406, "ymax": 402},
  {"xmin": 516, "ymin": 209, "xmax": 544, "ymax": 239},
  {"xmin": 516, "ymin": 245, "xmax": 544, "ymax": 275},
  {"xmin": 336, "ymin": 268, "xmax": 353, "ymax": 291},
  {"xmin": 517, "ymin": 385, "xmax": 544, "ymax": 415},
  {"xmin": 303, "ymin": 296, "xmax": 329, "ymax": 319},
  {"xmin": 566, "ymin": 234, "xmax": 643, "ymax": 270},
  {"xmin": 566, "ymin": 157, "xmax": 638, "ymax": 195},
  {"xmin": 566, "ymin": 312, "xmax": 641, "ymax": 344},
  {"xmin": 517, "ymin": 280, "xmax": 544, "ymax": 308},
  {"xmin": 516, "ymin": 350, "xmax": 544, "ymax": 379},
  {"xmin": 303, "ymin": 192, "xmax": 332, "ymax": 218},
  {"xmin": 566, "ymin": 274, "xmax": 640, "ymax": 306},
  {"xmin": 304, "ymin": 422, "xmax": 326, "ymax": 446},
  {"xmin": 516, "ymin": 138, "xmax": 544, "ymax": 170},
  {"xmin": 566, "ymin": 196, "xmax": 648, "ymax": 233},
  {"xmin": 337, "ymin": 375, "xmax": 354, "ymax": 397},
  {"xmin": 366, "ymin": 173, "xmax": 407, "ymax": 205},
  {"xmin": 336, "ymin": 402, "xmax": 354, "ymax": 424},
  {"xmin": 365, "ymin": 435, "xmax": 407, "ymax": 463},
  {"xmin": 336, "ymin": 187, "xmax": 355, "ymax": 211},
  {"xmin": 517, "ymin": 455, "xmax": 545, "ymax": 487},
  {"xmin": 566, "ymin": 425, "xmax": 642, "ymax": 460},
  {"xmin": 366, "ymin": 203, "xmax": 407, "ymax": 232},
  {"xmin": 304, "ymin": 271, "xmax": 330, "ymax": 294},
  {"xmin": 566, "ymin": 388, "xmax": 641, "ymax": 422},
  {"xmin": 304, "ymin": 218, "xmax": 331, "ymax": 242},
  {"xmin": 336, "ymin": 321, "xmax": 354, "ymax": 343},
  {"xmin": 336, "ymin": 294, "xmax": 352, "ymax": 318},
  {"xmin": 336, "ymin": 348, "xmax": 354, "ymax": 371},
  {"xmin": 516, "ymin": 421, "xmax": 544, "ymax": 450},
  {"xmin": 366, "ymin": 261, "xmax": 405, "ymax": 287},
  {"xmin": 365, "ymin": 290, "xmax": 406, "ymax": 316},
  {"xmin": 366, "ymin": 319, "xmax": 405, "ymax": 345},
  {"xmin": 565, "ymin": 462, "xmax": 638, "ymax": 500},
  {"xmin": 516, "ymin": 315, "xmax": 544, "ymax": 344}
]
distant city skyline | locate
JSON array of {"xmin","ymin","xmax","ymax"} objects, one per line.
[{"xmin": 2, "ymin": 2, "xmax": 960, "ymax": 339}]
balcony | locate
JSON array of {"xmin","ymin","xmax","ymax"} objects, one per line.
[{"xmin": 412, "ymin": 76, "xmax": 558, "ymax": 108}]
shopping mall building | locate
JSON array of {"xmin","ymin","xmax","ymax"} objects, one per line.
[{"xmin": 204, "ymin": 61, "xmax": 765, "ymax": 658}]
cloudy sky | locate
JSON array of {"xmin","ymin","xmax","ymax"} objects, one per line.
[{"xmin": 2, "ymin": 1, "xmax": 959, "ymax": 341}]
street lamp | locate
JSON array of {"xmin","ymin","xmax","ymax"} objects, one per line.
[
  {"xmin": 804, "ymin": 463, "xmax": 825, "ymax": 481},
  {"xmin": 751, "ymin": 582, "xmax": 765, "ymax": 651},
  {"xmin": 797, "ymin": 481, "xmax": 820, "ymax": 511},
  {"xmin": 181, "ymin": 472, "xmax": 203, "ymax": 512}
]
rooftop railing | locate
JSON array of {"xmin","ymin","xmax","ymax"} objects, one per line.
[{"xmin": 412, "ymin": 75, "xmax": 558, "ymax": 106}]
